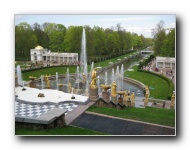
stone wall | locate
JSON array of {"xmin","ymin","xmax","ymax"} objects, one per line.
[{"xmin": 15, "ymin": 108, "xmax": 67, "ymax": 130}]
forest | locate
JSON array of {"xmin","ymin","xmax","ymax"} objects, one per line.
[{"xmin": 15, "ymin": 21, "xmax": 175, "ymax": 62}]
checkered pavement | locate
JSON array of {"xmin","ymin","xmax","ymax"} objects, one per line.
[{"xmin": 15, "ymin": 101, "xmax": 78, "ymax": 118}]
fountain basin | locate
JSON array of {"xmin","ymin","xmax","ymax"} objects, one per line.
[{"xmin": 15, "ymin": 87, "xmax": 88, "ymax": 104}]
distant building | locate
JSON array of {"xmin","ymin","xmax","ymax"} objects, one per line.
[
  {"xmin": 156, "ymin": 56, "xmax": 175, "ymax": 69},
  {"xmin": 30, "ymin": 46, "xmax": 78, "ymax": 64}
]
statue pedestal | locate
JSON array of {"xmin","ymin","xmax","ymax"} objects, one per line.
[
  {"xmin": 123, "ymin": 100, "xmax": 127, "ymax": 106},
  {"xmin": 111, "ymin": 96, "xmax": 117, "ymax": 104},
  {"xmin": 15, "ymin": 76, "xmax": 18, "ymax": 87},
  {"xmin": 127, "ymin": 100, "xmax": 131, "ymax": 107},
  {"xmin": 29, "ymin": 80, "xmax": 36, "ymax": 88},
  {"xmin": 102, "ymin": 91, "xmax": 110, "ymax": 102},
  {"xmin": 131, "ymin": 102, "xmax": 135, "ymax": 107},
  {"xmin": 118, "ymin": 97, "xmax": 123, "ymax": 104},
  {"xmin": 89, "ymin": 88, "xmax": 99, "ymax": 101},
  {"xmin": 170, "ymin": 105, "xmax": 175, "ymax": 109},
  {"xmin": 144, "ymin": 101, "xmax": 148, "ymax": 107}
]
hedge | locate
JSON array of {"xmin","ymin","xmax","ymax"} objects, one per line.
[{"xmin": 137, "ymin": 69, "xmax": 174, "ymax": 100}]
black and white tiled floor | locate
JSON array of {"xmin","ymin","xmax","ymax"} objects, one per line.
[{"xmin": 15, "ymin": 101, "xmax": 78, "ymax": 118}]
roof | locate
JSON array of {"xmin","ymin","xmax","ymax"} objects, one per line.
[
  {"xmin": 34, "ymin": 45, "xmax": 44, "ymax": 50},
  {"xmin": 156, "ymin": 56, "xmax": 175, "ymax": 62}
]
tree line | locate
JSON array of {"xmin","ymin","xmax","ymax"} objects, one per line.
[
  {"xmin": 151, "ymin": 20, "xmax": 175, "ymax": 57},
  {"xmin": 15, "ymin": 22, "xmax": 153, "ymax": 61}
]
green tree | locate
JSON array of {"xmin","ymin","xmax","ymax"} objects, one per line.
[
  {"xmin": 93, "ymin": 26, "xmax": 106, "ymax": 55},
  {"xmin": 15, "ymin": 22, "xmax": 37, "ymax": 61},
  {"xmin": 33, "ymin": 23, "xmax": 49, "ymax": 48},
  {"xmin": 152, "ymin": 20, "xmax": 166, "ymax": 55},
  {"xmin": 43, "ymin": 23, "xmax": 66, "ymax": 52},
  {"xmin": 64, "ymin": 26, "xmax": 83, "ymax": 53},
  {"xmin": 160, "ymin": 28, "xmax": 175, "ymax": 57}
]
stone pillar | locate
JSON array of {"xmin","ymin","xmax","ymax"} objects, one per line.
[
  {"xmin": 102, "ymin": 91, "xmax": 110, "ymax": 102},
  {"xmin": 111, "ymin": 96, "xmax": 117, "ymax": 104},
  {"xmin": 89, "ymin": 88, "xmax": 99, "ymax": 101}
]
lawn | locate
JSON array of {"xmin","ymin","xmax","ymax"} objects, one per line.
[
  {"xmin": 87, "ymin": 106, "xmax": 175, "ymax": 127},
  {"xmin": 15, "ymin": 125, "xmax": 108, "ymax": 135},
  {"xmin": 125, "ymin": 66, "xmax": 172, "ymax": 100}
]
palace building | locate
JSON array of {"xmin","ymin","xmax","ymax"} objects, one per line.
[
  {"xmin": 155, "ymin": 56, "xmax": 175, "ymax": 69},
  {"xmin": 30, "ymin": 46, "xmax": 78, "ymax": 64}
]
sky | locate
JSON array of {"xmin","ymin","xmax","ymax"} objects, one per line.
[{"xmin": 15, "ymin": 14, "xmax": 176, "ymax": 38}]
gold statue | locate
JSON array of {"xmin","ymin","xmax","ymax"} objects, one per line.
[
  {"xmin": 145, "ymin": 85, "xmax": 149, "ymax": 98},
  {"xmin": 45, "ymin": 79, "xmax": 51, "ymax": 88},
  {"xmin": 44, "ymin": 74, "xmax": 51, "ymax": 81},
  {"xmin": 144, "ymin": 85, "xmax": 149, "ymax": 102},
  {"xmin": 111, "ymin": 81, "xmax": 117, "ymax": 97},
  {"xmin": 100, "ymin": 84, "xmax": 111, "ymax": 92},
  {"xmin": 90, "ymin": 68, "xmax": 98, "ymax": 89},
  {"xmin": 171, "ymin": 93, "xmax": 175, "ymax": 107},
  {"xmin": 68, "ymin": 83, "xmax": 72, "ymax": 93},
  {"xmin": 131, "ymin": 92, "xmax": 135, "ymax": 104},
  {"xmin": 123, "ymin": 90, "xmax": 129, "ymax": 101}
]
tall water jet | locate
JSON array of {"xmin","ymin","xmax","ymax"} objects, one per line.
[
  {"xmin": 97, "ymin": 76, "xmax": 100, "ymax": 95},
  {"xmin": 111, "ymin": 68, "xmax": 115, "ymax": 84},
  {"xmin": 120, "ymin": 64, "xmax": 124, "ymax": 90},
  {"xmin": 16, "ymin": 65, "xmax": 22, "ymax": 86},
  {"xmin": 105, "ymin": 72, "xmax": 108, "ymax": 85},
  {"xmin": 80, "ymin": 28, "xmax": 88, "ymax": 81},
  {"xmin": 66, "ymin": 68, "xmax": 70, "ymax": 85},
  {"xmin": 91, "ymin": 62, "xmax": 94, "ymax": 72},
  {"xmin": 116, "ymin": 66, "xmax": 120, "ymax": 90},
  {"xmin": 76, "ymin": 66, "xmax": 80, "ymax": 89},
  {"xmin": 56, "ymin": 72, "xmax": 58, "ymax": 90}
]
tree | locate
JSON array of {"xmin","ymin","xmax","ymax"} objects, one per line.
[
  {"xmin": 160, "ymin": 28, "xmax": 175, "ymax": 57},
  {"xmin": 33, "ymin": 22, "xmax": 49, "ymax": 48},
  {"xmin": 152, "ymin": 20, "xmax": 166, "ymax": 55},
  {"xmin": 64, "ymin": 26, "xmax": 83, "ymax": 53},
  {"xmin": 93, "ymin": 26, "xmax": 106, "ymax": 55},
  {"xmin": 43, "ymin": 23, "xmax": 66, "ymax": 51},
  {"xmin": 15, "ymin": 22, "xmax": 37, "ymax": 61}
]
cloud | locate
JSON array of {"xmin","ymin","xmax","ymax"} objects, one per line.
[{"xmin": 89, "ymin": 17, "xmax": 150, "ymax": 22}]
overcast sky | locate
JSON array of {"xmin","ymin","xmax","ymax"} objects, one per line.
[{"xmin": 15, "ymin": 14, "xmax": 175, "ymax": 38}]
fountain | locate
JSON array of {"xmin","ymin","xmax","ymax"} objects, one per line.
[
  {"xmin": 56, "ymin": 72, "xmax": 58, "ymax": 90},
  {"xmin": 80, "ymin": 28, "xmax": 88, "ymax": 84},
  {"xmin": 16, "ymin": 65, "xmax": 22, "ymax": 86}
]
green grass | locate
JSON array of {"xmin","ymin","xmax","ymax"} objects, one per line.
[
  {"xmin": 125, "ymin": 66, "xmax": 170, "ymax": 100},
  {"xmin": 15, "ymin": 125, "xmax": 108, "ymax": 135},
  {"xmin": 87, "ymin": 106, "xmax": 175, "ymax": 127}
]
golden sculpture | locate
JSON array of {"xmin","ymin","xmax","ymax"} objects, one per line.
[
  {"xmin": 90, "ymin": 68, "xmax": 98, "ymax": 89},
  {"xmin": 29, "ymin": 76, "xmax": 36, "ymax": 80},
  {"xmin": 68, "ymin": 83, "xmax": 72, "ymax": 93},
  {"xmin": 171, "ymin": 93, "xmax": 175, "ymax": 107},
  {"xmin": 45, "ymin": 79, "xmax": 51, "ymax": 88},
  {"xmin": 100, "ymin": 84, "xmax": 111, "ymax": 92},
  {"xmin": 123, "ymin": 90, "xmax": 129, "ymax": 101},
  {"xmin": 145, "ymin": 85, "xmax": 149, "ymax": 102},
  {"xmin": 111, "ymin": 81, "xmax": 117, "ymax": 97},
  {"xmin": 44, "ymin": 74, "xmax": 51, "ymax": 81},
  {"xmin": 131, "ymin": 92, "xmax": 135, "ymax": 104}
]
